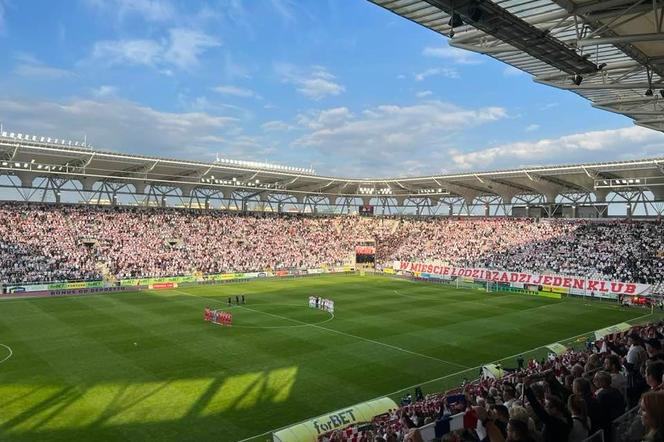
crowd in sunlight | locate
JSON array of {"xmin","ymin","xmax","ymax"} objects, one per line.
[{"xmin": 0, "ymin": 203, "xmax": 663, "ymax": 285}]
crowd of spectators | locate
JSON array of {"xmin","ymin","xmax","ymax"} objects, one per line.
[
  {"xmin": 320, "ymin": 321, "xmax": 664, "ymax": 442},
  {"xmin": 0, "ymin": 203, "xmax": 663, "ymax": 285}
]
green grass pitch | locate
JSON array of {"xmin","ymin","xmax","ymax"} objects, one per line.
[{"xmin": 0, "ymin": 274, "xmax": 658, "ymax": 442}]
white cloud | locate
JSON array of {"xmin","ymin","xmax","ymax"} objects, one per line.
[
  {"xmin": 422, "ymin": 45, "xmax": 482, "ymax": 65},
  {"xmin": 293, "ymin": 101, "xmax": 507, "ymax": 176},
  {"xmin": 416, "ymin": 90, "xmax": 433, "ymax": 98},
  {"xmin": 269, "ymin": 0, "xmax": 296, "ymax": 23},
  {"xmin": 415, "ymin": 67, "xmax": 459, "ymax": 81},
  {"xmin": 446, "ymin": 126, "xmax": 664, "ymax": 171},
  {"xmin": 222, "ymin": 52, "xmax": 251, "ymax": 80},
  {"xmin": 525, "ymin": 124, "xmax": 540, "ymax": 132},
  {"xmin": 85, "ymin": 0, "xmax": 175, "ymax": 22},
  {"xmin": 13, "ymin": 55, "xmax": 72, "ymax": 79},
  {"xmin": 163, "ymin": 28, "xmax": 221, "ymax": 70},
  {"xmin": 91, "ymin": 39, "xmax": 163, "ymax": 67},
  {"xmin": 92, "ymin": 85, "xmax": 118, "ymax": 97},
  {"xmin": 261, "ymin": 120, "xmax": 292, "ymax": 132},
  {"xmin": 89, "ymin": 29, "xmax": 220, "ymax": 71},
  {"xmin": 179, "ymin": 95, "xmax": 253, "ymax": 121},
  {"xmin": 213, "ymin": 85, "xmax": 259, "ymax": 98},
  {"xmin": 276, "ymin": 63, "xmax": 345, "ymax": 100},
  {"xmin": 0, "ymin": 97, "xmax": 261, "ymax": 159},
  {"xmin": 297, "ymin": 107, "xmax": 352, "ymax": 130}
]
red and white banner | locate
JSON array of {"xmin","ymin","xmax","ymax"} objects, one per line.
[{"xmin": 393, "ymin": 260, "xmax": 652, "ymax": 296}]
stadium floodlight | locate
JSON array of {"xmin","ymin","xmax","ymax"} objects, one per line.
[
  {"xmin": 47, "ymin": 137, "xmax": 51, "ymax": 142},
  {"xmin": 9, "ymin": 133, "xmax": 15, "ymax": 138},
  {"xmin": 14, "ymin": 162, "xmax": 20, "ymax": 167},
  {"xmin": 37, "ymin": 164, "xmax": 42, "ymax": 169},
  {"xmin": 255, "ymin": 179, "xmax": 260, "ymax": 184},
  {"xmin": 1, "ymin": 162, "xmax": 7, "ymax": 167},
  {"xmin": 17, "ymin": 133, "xmax": 23, "ymax": 139},
  {"xmin": 40, "ymin": 137, "xmax": 44, "ymax": 142}
]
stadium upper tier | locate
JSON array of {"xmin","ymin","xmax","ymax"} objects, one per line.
[
  {"xmin": 1, "ymin": 134, "xmax": 664, "ymax": 213},
  {"xmin": 369, "ymin": 0, "xmax": 664, "ymax": 132}
]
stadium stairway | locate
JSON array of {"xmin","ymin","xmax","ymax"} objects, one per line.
[{"xmin": 96, "ymin": 261, "xmax": 116, "ymax": 284}]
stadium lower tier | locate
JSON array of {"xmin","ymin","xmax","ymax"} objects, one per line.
[{"xmin": 0, "ymin": 202, "xmax": 663, "ymax": 285}]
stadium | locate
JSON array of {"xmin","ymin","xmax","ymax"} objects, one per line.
[{"xmin": 2, "ymin": 1, "xmax": 664, "ymax": 442}]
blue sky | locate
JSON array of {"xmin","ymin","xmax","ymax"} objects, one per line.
[{"xmin": 0, "ymin": 0, "xmax": 663, "ymax": 177}]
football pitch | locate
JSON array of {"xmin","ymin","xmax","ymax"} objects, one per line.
[{"xmin": 0, "ymin": 274, "xmax": 658, "ymax": 442}]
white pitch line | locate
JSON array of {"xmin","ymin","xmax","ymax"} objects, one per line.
[
  {"xmin": 392, "ymin": 290, "xmax": 422, "ymax": 300},
  {"xmin": 0, "ymin": 344, "xmax": 13, "ymax": 365},
  {"xmin": 235, "ymin": 310, "xmax": 656, "ymax": 442},
  {"xmin": 170, "ymin": 289, "xmax": 228, "ymax": 304},
  {"xmin": 237, "ymin": 305, "xmax": 470, "ymax": 370}
]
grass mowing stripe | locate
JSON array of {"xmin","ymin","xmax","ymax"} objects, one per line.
[
  {"xmin": 236, "ymin": 310, "xmax": 657, "ymax": 442},
  {"xmin": 237, "ymin": 305, "xmax": 471, "ymax": 370}
]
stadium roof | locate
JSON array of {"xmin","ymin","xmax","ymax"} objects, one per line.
[
  {"xmin": 2, "ymin": 134, "xmax": 664, "ymax": 205},
  {"xmin": 369, "ymin": 0, "xmax": 664, "ymax": 132}
]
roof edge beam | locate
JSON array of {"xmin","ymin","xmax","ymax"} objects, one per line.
[{"xmin": 576, "ymin": 32, "xmax": 664, "ymax": 47}]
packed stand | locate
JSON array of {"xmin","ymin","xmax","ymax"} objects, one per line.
[
  {"xmin": 319, "ymin": 321, "xmax": 664, "ymax": 442},
  {"xmin": 0, "ymin": 203, "xmax": 663, "ymax": 285}
]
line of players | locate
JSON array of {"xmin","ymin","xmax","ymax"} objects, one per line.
[
  {"xmin": 308, "ymin": 295, "xmax": 334, "ymax": 313},
  {"xmin": 204, "ymin": 307, "xmax": 232, "ymax": 326},
  {"xmin": 227, "ymin": 295, "xmax": 246, "ymax": 306}
]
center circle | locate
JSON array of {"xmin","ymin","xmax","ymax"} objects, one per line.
[
  {"xmin": 0, "ymin": 344, "xmax": 13, "ymax": 364},
  {"xmin": 224, "ymin": 303, "xmax": 334, "ymax": 329}
]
